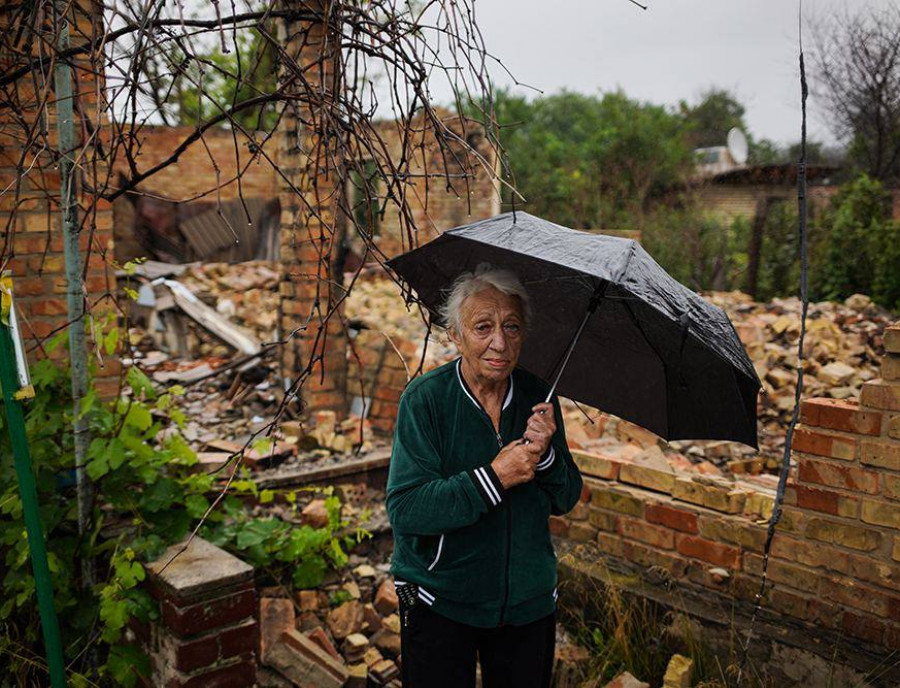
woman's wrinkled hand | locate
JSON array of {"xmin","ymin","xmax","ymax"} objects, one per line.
[
  {"xmin": 491, "ymin": 440, "xmax": 539, "ymax": 489},
  {"xmin": 523, "ymin": 403, "xmax": 555, "ymax": 457}
]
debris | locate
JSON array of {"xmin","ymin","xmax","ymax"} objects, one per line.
[
  {"xmin": 603, "ymin": 671, "xmax": 650, "ymax": 688},
  {"xmin": 663, "ymin": 654, "xmax": 694, "ymax": 688}
]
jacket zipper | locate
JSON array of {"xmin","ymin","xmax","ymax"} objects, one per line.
[
  {"xmin": 459, "ymin": 365, "xmax": 513, "ymax": 626},
  {"xmin": 483, "ymin": 416, "xmax": 511, "ymax": 626}
]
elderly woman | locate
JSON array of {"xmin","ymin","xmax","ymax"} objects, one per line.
[{"xmin": 386, "ymin": 264, "xmax": 583, "ymax": 688}]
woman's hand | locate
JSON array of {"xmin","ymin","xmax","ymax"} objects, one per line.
[
  {"xmin": 491, "ymin": 440, "xmax": 539, "ymax": 489},
  {"xmin": 523, "ymin": 403, "xmax": 556, "ymax": 457}
]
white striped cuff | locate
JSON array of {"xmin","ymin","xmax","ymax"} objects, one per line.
[
  {"xmin": 536, "ymin": 446, "xmax": 556, "ymax": 471},
  {"xmin": 469, "ymin": 464, "xmax": 505, "ymax": 508}
]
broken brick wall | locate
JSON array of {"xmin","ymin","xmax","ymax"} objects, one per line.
[
  {"xmin": 555, "ymin": 321, "xmax": 900, "ymax": 655},
  {"xmin": 0, "ymin": 1, "xmax": 120, "ymax": 396},
  {"xmin": 140, "ymin": 538, "xmax": 259, "ymax": 687}
]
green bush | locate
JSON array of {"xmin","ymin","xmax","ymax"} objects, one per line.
[
  {"xmin": 815, "ymin": 174, "xmax": 900, "ymax": 310},
  {"xmin": 0, "ymin": 332, "xmax": 360, "ymax": 686}
]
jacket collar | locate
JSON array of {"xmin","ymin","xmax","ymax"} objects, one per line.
[{"xmin": 454, "ymin": 358, "xmax": 514, "ymax": 413}]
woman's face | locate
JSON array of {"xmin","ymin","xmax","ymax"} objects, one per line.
[{"xmin": 450, "ymin": 286, "xmax": 524, "ymax": 385}]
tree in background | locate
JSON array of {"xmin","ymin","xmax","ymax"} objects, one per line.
[
  {"xmin": 495, "ymin": 89, "xmax": 693, "ymax": 229},
  {"xmin": 811, "ymin": 4, "xmax": 900, "ymax": 185}
]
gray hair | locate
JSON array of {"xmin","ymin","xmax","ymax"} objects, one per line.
[{"xmin": 440, "ymin": 263, "xmax": 531, "ymax": 333}]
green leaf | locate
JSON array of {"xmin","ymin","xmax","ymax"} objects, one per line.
[
  {"xmin": 185, "ymin": 494, "xmax": 209, "ymax": 519},
  {"xmin": 126, "ymin": 366, "xmax": 157, "ymax": 400},
  {"xmin": 107, "ymin": 437, "xmax": 126, "ymax": 470},
  {"xmin": 104, "ymin": 327, "xmax": 120, "ymax": 356},
  {"xmin": 124, "ymin": 404, "xmax": 153, "ymax": 432},
  {"xmin": 235, "ymin": 518, "xmax": 281, "ymax": 550},
  {"xmin": 259, "ymin": 489, "xmax": 275, "ymax": 504},
  {"xmin": 87, "ymin": 454, "xmax": 110, "ymax": 480}
]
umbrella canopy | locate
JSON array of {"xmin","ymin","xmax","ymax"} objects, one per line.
[{"xmin": 388, "ymin": 211, "xmax": 761, "ymax": 448}]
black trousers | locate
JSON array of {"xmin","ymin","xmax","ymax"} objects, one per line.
[{"xmin": 399, "ymin": 602, "xmax": 556, "ymax": 688}]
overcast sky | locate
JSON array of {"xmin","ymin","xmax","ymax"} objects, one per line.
[{"xmin": 426, "ymin": 0, "xmax": 898, "ymax": 148}]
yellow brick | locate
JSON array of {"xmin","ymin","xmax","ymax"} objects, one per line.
[
  {"xmin": 894, "ymin": 537, "xmax": 900, "ymax": 562},
  {"xmin": 619, "ymin": 464, "xmax": 676, "ymax": 494},
  {"xmin": 860, "ymin": 440, "xmax": 900, "ymax": 470},
  {"xmin": 590, "ymin": 487, "xmax": 644, "ymax": 517},
  {"xmin": 807, "ymin": 517, "xmax": 882, "ymax": 551},
  {"xmin": 860, "ymin": 498, "xmax": 900, "ymax": 530},
  {"xmin": 672, "ymin": 478, "xmax": 746, "ymax": 514}
]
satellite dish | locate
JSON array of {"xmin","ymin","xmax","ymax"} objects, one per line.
[{"xmin": 727, "ymin": 127, "xmax": 749, "ymax": 165}]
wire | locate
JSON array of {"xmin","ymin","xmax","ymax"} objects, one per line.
[{"xmin": 737, "ymin": 1, "xmax": 809, "ymax": 680}]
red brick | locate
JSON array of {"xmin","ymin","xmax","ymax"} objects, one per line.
[
  {"xmin": 842, "ymin": 611, "xmax": 885, "ymax": 645},
  {"xmin": 162, "ymin": 589, "xmax": 256, "ymax": 637},
  {"xmin": 548, "ymin": 515, "xmax": 569, "ymax": 538},
  {"xmin": 176, "ymin": 656, "xmax": 256, "ymax": 688},
  {"xmin": 218, "ymin": 619, "xmax": 258, "ymax": 659},
  {"xmin": 886, "ymin": 624, "xmax": 900, "ymax": 650},
  {"xmin": 801, "ymin": 398, "xmax": 883, "ymax": 436},
  {"xmin": 173, "ymin": 633, "xmax": 219, "ymax": 673},
  {"xmin": 645, "ymin": 503, "xmax": 698, "ymax": 533},
  {"xmin": 617, "ymin": 516, "xmax": 675, "ymax": 549},
  {"xmin": 787, "ymin": 483, "xmax": 860, "ymax": 517},
  {"xmin": 818, "ymin": 578, "xmax": 889, "ymax": 617},
  {"xmin": 676, "ymin": 534, "xmax": 740, "ymax": 568},
  {"xmin": 792, "ymin": 427, "xmax": 857, "ymax": 461},
  {"xmin": 861, "ymin": 380, "xmax": 900, "ymax": 411},
  {"xmin": 797, "ymin": 458, "xmax": 880, "ymax": 495}
]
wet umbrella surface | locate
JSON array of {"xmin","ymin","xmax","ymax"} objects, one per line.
[{"xmin": 388, "ymin": 211, "xmax": 761, "ymax": 448}]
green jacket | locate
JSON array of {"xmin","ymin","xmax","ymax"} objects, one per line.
[{"xmin": 386, "ymin": 358, "xmax": 583, "ymax": 628}]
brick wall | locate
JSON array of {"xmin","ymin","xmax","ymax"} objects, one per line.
[
  {"xmin": 0, "ymin": 1, "xmax": 119, "ymax": 396},
  {"xmin": 695, "ymin": 183, "xmax": 838, "ymax": 226},
  {"xmin": 141, "ymin": 538, "xmax": 258, "ymax": 687},
  {"xmin": 555, "ymin": 321, "xmax": 900, "ymax": 655}
]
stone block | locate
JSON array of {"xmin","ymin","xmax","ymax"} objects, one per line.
[
  {"xmin": 676, "ymin": 535, "xmax": 740, "ymax": 568},
  {"xmin": 260, "ymin": 598, "xmax": 296, "ymax": 661},
  {"xmin": 860, "ymin": 440, "xmax": 900, "ymax": 470},
  {"xmin": 787, "ymin": 483, "xmax": 860, "ymax": 518},
  {"xmin": 806, "ymin": 517, "xmax": 882, "ymax": 551},
  {"xmin": 861, "ymin": 380, "xmax": 900, "ymax": 411},
  {"xmin": 306, "ymin": 626, "xmax": 341, "ymax": 662},
  {"xmin": 842, "ymin": 611, "xmax": 886, "ymax": 645},
  {"xmin": 797, "ymin": 458, "xmax": 880, "ymax": 494},
  {"xmin": 372, "ymin": 629, "xmax": 401, "ymax": 657},
  {"xmin": 861, "ymin": 498, "xmax": 900, "ymax": 529},
  {"xmin": 889, "ymin": 415, "xmax": 900, "ymax": 440},
  {"xmin": 327, "ymin": 600, "xmax": 364, "ymax": 640},
  {"xmin": 663, "ymin": 654, "xmax": 694, "ymax": 688},
  {"xmin": 619, "ymin": 463, "xmax": 676, "ymax": 494},
  {"xmin": 568, "ymin": 521, "xmax": 598, "ymax": 542},
  {"xmin": 370, "ymin": 658, "xmax": 400, "ymax": 683},
  {"xmin": 161, "ymin": 588, "xmax": 256, "ymax": 638},
  {"xmin": 146, "ymin": 537, "xmax": 254, "ymax": 603},
  {"xmin": 800, "ymin": 398, "xmax": 882, "ymax": 436},
  {"xmin": 671, "ymin": 478, "xmax": 746, "ymax": 514},
  {"xmin": 617, "ymin": 516, "xmax": 675, "ymax": 549},
  {"xmin": 792, "ymin": 427, "xmax": 857, "ymax": 461},
  {"xmin": 571, "ymin": 450, "xmax": 622, "ymax": 480},
  {"xmin": 645, "ymin": 502, "xmax": 699, "ymax": 534},
  {"xmin": 604, "ymin": 671, "xmax": 650, "ymax": 688},
  {"xmin": 697, "ymin": 516, "xmax": 766, "ymax": 551},
  {"xmin": 266, "ymin": 629, "xmax": 349, "ymax": 688},
  {"xmin": 885, "ymin": 327, "xmax": 900, "ymax": 354},
  {"xmin": 587, "ymin": 507, "xmax": 618, "ymax": 532},
  {"xmin": 590, "ymin": 485, "xmax": 645, "ymax": 517}
]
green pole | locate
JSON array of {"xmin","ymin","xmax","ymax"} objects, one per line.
[
  {"xmin": 53, "ymin": 0, "xmax": 93, "ymax": 587},
  {"xmin": 0, "ymin": 288, "xmax": 67, "ymax": 687}
]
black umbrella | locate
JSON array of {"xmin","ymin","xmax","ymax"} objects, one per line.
[{"xmin": 387, "ymin": 211, "xmax": 761, "ymax": 448}]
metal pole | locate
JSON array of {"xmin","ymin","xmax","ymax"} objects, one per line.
[
  {"xmin": 52, "ymin": 4, "xmax": 93, "ymax": 586},
  {"xmin": 0, "ymin": 280, "xmax": 67, "ymax": 687}
]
